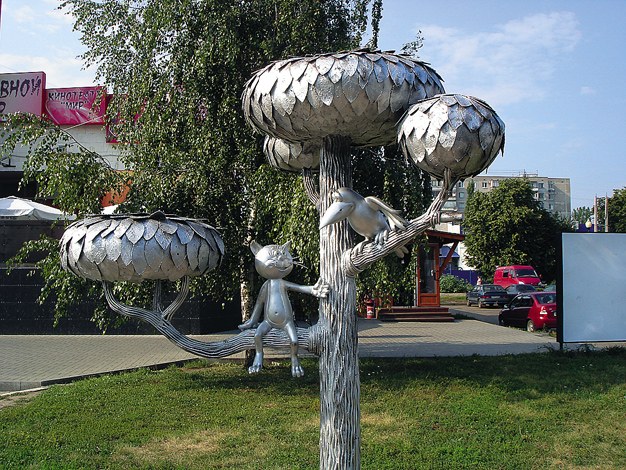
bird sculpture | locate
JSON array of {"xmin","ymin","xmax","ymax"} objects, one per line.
[{"xmin": 319, "ymin": 187, "xmax": 408, "ymax": 256}]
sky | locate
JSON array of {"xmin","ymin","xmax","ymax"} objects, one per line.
[{"xmin": 1, "ymin": 0, "xmax": 625, "ymax": 210}]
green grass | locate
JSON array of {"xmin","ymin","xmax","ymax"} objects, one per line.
[
  {"xmin": 1, "ymin": 349, "xmax": 625, "ymax": 469},
  {"xmin": 440, "ymin": 292, "xmax": 468, "ymax": 305}
]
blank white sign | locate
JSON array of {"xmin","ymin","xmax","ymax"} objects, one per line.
[{"xmin": 562, "ymin": 233, "xmax": 626, "ymax": 343}]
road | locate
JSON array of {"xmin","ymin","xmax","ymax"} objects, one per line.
[{"xmin": 447, "ymin": 304, "xmax": 502, "ymax": 325}]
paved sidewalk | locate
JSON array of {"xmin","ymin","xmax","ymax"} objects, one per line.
[{"xmin": 1, "ymin": 315, "xmax": 557, "ymax": 392}]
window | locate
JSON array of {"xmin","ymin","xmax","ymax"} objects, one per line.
[
  {"xmin": 457, "ymin": 181, "xmax": 464, "ymax": 188},
  {"xmin": 492, "ymin": 180, "xmax": 499, "ymax": 187},
  {"xmin": 458, "ymin": 192, "xmax": 465, "ymax": 199},
  {"xmin": 482, "ymin": 181, "xmax": 488, "ymax": 188}
]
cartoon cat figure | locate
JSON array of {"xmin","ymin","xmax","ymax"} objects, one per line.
[{"xmin": 239, "ymin": 240, "xmax": 329, "ymax": 377}]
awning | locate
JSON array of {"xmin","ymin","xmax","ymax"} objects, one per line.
[{"xmin": 0, "ymin": 196, "xmax": 76, "ymax": 221}]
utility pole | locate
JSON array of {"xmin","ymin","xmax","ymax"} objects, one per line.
[
  {"xmin": 594, "ymin": 195, "xmax": 598, "ymax": 232},
  {"xmin": 605, "ymin": 194, "xmax": 609, "ymax": 232}
]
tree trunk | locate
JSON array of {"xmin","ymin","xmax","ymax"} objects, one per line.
[{"xmin": 317, "ymin": 135, "xmax": 360, "ymax": 469}]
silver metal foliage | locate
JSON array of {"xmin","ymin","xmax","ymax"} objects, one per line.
[
  {"xmin": 242, "ymin": 50, "xmax": 445, "ymax": 147},
  {"xmin": 60, "ymin": 212, "xmax": 224, "ymax": 283},
  {"xmin": 263, "ymin": 136, "xmax": 320, "ymax": 172},
  {"xmin": 397, "ymin": 94, "xmax": 505, "ymax": 179}
]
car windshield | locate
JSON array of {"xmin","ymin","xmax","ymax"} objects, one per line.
[
  {"xmin": 535, "ymin": 294, "xmax": 556, "ymax": 304},
  {"xmin": 514, "ymin": 268, "xmax": 538, "ymax": 277},
  {"xmin": 483, "ymin": 285, "xmax": 505, "ymax": 292}
]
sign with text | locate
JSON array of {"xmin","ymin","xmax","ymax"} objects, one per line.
[
  {"xmin": 0, "ymin": 72, "xmax": 46, "ymax": 116},
  {"xmin": 45, "ymin": 86, "xmax": 106, "ymax": 126}
]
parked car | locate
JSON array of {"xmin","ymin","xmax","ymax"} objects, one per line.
[
  {"xmin": 505, "ymin": 284, "xmax": 537, "ymax": 302},
  {"xmin": 466, "ymin": 284, "xmax": 509, "ymax": 308},
  {"xmin": 498, "ymin": 292, "xmax": 557, "ymax": 332},
  {"xmin": 493, "ymin": 265, "xmax": 541, "ymax": 289}
]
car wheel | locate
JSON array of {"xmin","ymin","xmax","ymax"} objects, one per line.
[
  {"xmin": 526, "ymin": 320, "xmax": 536, "ymax": 333},
  {"xmin": 499, "ymin": 318, "xmax": 505, "ymax": 326},
  {"xmin": 466, "ymin": 299, "xmax": 472, "ymax": 307}
]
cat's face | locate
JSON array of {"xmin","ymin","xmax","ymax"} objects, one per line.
[{"xmin": 251, "ymin": 241, "xmax": 293, "ymax": 279}]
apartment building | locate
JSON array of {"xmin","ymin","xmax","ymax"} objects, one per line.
[{"xmin": 431, "ymin": 172, "xmax": 571, "ymax": 220}]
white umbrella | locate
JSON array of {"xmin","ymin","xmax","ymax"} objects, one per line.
[{"xmin": 0, "ymin": 196, "xmax": 76, "ymax": 221}]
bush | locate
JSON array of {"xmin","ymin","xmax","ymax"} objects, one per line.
[{"xmin": 440, "ymin": 274, "xmax": 472, "ymax": 293}]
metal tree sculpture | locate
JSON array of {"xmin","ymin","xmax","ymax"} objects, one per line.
[
  {"xmin": 59, "ymin": 49, "xmax": 504, "ymax": 470},
  {"xmin": 242, "ymin": 49, "xmax": 504, "ymax": 469}
]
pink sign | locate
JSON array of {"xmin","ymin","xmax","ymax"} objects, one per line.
[
  {"xmin": 0, "ymin": 72, "xmax": 46, "ymax": 116},
  {"xmin": 45, "ymin": 86, "xmax": 106, "ymax": 126}
]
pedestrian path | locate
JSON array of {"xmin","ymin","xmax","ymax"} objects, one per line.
[{"xmin": 0, "ymin": 314, "xmax": 558, "ymax": 392}]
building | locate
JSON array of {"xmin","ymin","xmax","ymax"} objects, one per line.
[{"xmin": 430, "ymin": 172, "xmax": 571, "ymax": 220}]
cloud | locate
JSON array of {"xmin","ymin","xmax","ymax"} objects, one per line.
[
  {"xmin": 580, "ymin": 86, "xmax": 596, "ymax": 95},
  {"xmin": 12, "ymin": 6, "xmax": 36, "ymax": 24},
  {"xmin": 0, "ymin": 53, "xmax": 96, "ymax": 88},
  {"xmin": 420, "ymin": 12, "xmax": 581, "ymax": 107}
]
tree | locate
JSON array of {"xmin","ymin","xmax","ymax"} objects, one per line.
[
  {"xmin": 2, "ymin": 0, "xmax": 375, "ymax": 326},
  {"xmin": 463, "ymin": 178, "xmax": 572, "ymax": 282},
  {"xmin": 572, "ymin": 206, "xmax": 593, "ymax": 226},
  {"xmin": 607, "ymin": 188, "xmax": 626, "ymax": 232}
]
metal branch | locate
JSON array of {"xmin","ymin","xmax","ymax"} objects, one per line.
[
  {"xmin": 102, "ymin": 282, "xmax": 317, "ymax": 359},
  {"xmin": 343, "ymin": 169, "xmax": 460, "ymax": 277},
  {"xmin": 162, "ymin": 276, "xmax": 190, "ymax": 321}
]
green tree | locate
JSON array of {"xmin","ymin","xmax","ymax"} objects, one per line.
[
  {"xmin": 1, "ymin": 0, "xmax": 375, "ymax": 327},
  {"xmin": 572, "ymin": 206, "xmax": 593, "ymax": 227},
  {"xmin": 463, "ymin": 178, "xmax": 571, "ymax": 282},
  {"xmin": 607, "ymin": 188, "xmax": 626, "ymax": 232}
]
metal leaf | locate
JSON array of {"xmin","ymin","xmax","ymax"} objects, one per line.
[
  {"xmin": 438, "ymin": 122, "xmax": 457, "ymax": 150},
  {"xmin": 113, "ymin": 218, "xmax": 133, "ymax": 238},
  {"xmin": 84, "ymin": 235, "xmax": 107, "ymax": 264},
  {"xmin": 144, "ymin": 236, "xmax": 164, "ymax": 270},
  {"xmin": 131, "ymin": 239, "xmax": 148, "ymax": 276},
  {"xmin": 105, "ymin": 234, "xmax": 122, "ymax": 262},
  {"xmin": 186, "ymin": 236, "xmax": 201, "ymax": 271},
  {"xmin": 170, "ymin": 235, "xmax": 187, "ymax": 271},
  {"xmin": 197, "ymin": 240, "xmax": 211, "ymax": 273},
  {"xmin": 159, "ymin": 220, "xmax": 178, "ymax": 235},
  {"xmin": 303, "ymin": 62, "xmax": 319, "ymax": 85},
  {"xmin": 77, "ymin": 256, "xmax": 102, "ymax": 281},
  {"xmin": 174, "ymin": 223, "xmax": 193, "ymax": 245},
  {"xmin": 289, "ymin": 60, "xmax": 308, "ymax": 81},
  {"xmin": 343, "ymin": 54, "xmax": 359, "ymax": 77},
  {"xmin": 100, "ymin": 219, "xmax": 120, "ymax": 238},
  {"xmin": 143, "ymin": 218, "xmax": 160, "ymax": 240},
  {"xmin": 373, "ymin": 58, "xmax": 388, "ymax": 83},
  {"xmin": 158, "ymin": 245, "xmax": 175, "ymax": 279},
  {"xmin": 120, "ymin": 236, "xmax": 134, "ymax": 266},
  {"xmin": 125, "ymin": 220, "xmax": 145, "ymax": 244},
  {"xmin": 315, "ymin": 74, "xmax": 335, "ymax": 106},
  {"xmin": 315, "ymin": 55, "xmax": 335, "ymax": 75},
  {"xmin": 155, "ymin": 229, "xmax": 172, "ymax": 250}
]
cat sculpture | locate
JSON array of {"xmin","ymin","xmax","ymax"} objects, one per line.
[{"xmin": 239, "ymin": 240, "xmax": 329, "ymax": 377}]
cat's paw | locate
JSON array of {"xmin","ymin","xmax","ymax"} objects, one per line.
[
  {"xmin": 313, "ymin": 278, "xmax": 330, "ymax": 298},
  {"xmin": 291, "ymin": 363, "xmax": 305, "ymax": 378}
]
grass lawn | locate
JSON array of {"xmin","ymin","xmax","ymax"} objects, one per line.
[{"xmin": 1, "ymin": 349, "xmax": 625, "ymax": 469}]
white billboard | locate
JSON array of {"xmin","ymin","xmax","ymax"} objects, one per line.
[{"xmin": 560, "ymin": 233, "xmax": 626, "ymax": 343}]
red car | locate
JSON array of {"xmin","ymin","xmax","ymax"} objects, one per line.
[{"xmin": 498, "ymin": 292, "xmax": 557, "ymax": 332}]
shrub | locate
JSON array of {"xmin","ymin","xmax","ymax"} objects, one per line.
[{"xmin": 440, "ymin": 274, "xmax": 472, "ymax": 293}]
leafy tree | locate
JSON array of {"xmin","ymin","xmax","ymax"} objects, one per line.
[
  {"xmin": 1, "ymin": 0, "xmax": 375, "ymax": 327},
  {"xmin": 463, "ymin": 178, "xmax": 571, "ymax": 282},
  {"xmin": 607, "ymin": 189, "xmax": 626, "ymax": 233},
  {"xmin": 572, "ymin": 206, "xmax": 593, "ymax": 227}
]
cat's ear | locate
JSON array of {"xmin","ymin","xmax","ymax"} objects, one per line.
[
  {"xmin": 282, "ymin": 241, "xmax": 292, "ymax": 252},
  {"xmin": 250, "ymin": 240, "xmax": 263, "ymax": 255}
]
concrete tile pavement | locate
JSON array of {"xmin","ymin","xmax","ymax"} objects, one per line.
[{"xmin": 0, "ymin": 316, "xmax": 558, "ymax": 392}]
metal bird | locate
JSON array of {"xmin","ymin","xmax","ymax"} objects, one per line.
[{"xmin": 319, "ymin": 187, "xmax": 408, "ymax": 257}]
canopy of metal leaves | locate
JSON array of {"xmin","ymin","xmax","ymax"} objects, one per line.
[
  {"xmin": 263, "ymin": 136, "xmax": 320, "ymax": 173},
  {"xmin": 397, "ymin": 94, "xmax": 505, "ymax": 179},
  {"xmin": 243, "ymin": 49, "xmax": 445, "ymax": 150},
  {"xmin": 60, "ymin": 212, "xmax": 224, "ymax": 282}
]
